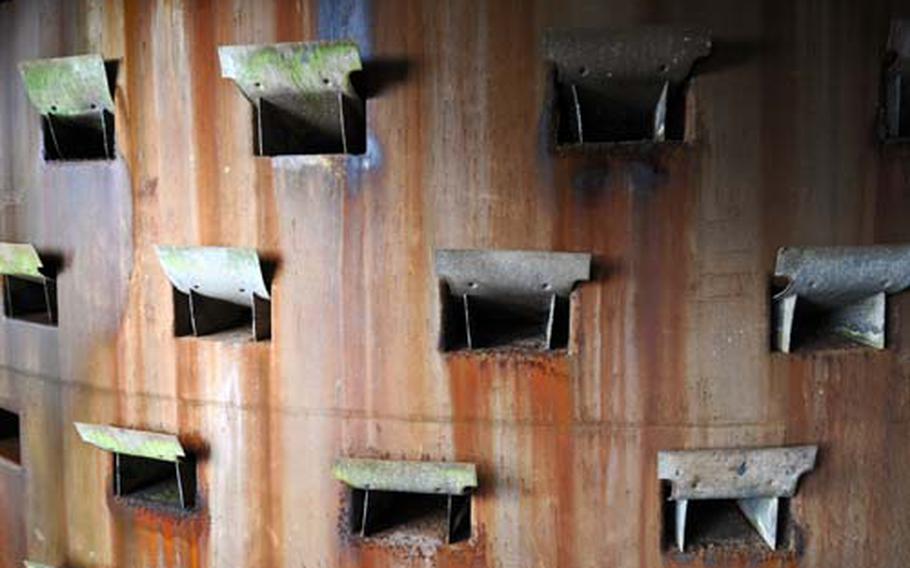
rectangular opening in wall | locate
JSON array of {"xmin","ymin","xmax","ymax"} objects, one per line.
[
  {"xmin": 0, "ymin": 243, "xmax": 59, "ymax": 326},
  {"xmin": 219, "ymin": 41, "xmax": 365, "ymax": 157},
  {"xmin": 435, "ymin": 250, "xmax": 589, "ymax": 352},
  {"xmin": 0, "ymin": 407, "xmax": 21, "ymax": 466},
  {"xmin": 661, "ymin": 493, "xmax": 792, "ymax": 552},
  {"xmin": 658, "ymin": 446, "xmax": 817, "ymax": 553},
  {"xmin": 883, "ymin": 20, "xmax": 910, "ymax": 140},
  {"xmin": 545, "ymin": 28, "xmax": 710, "ymax": 147},
  {"xmin": 75, "ymin": 423, "xmax": 196, "ymax": 511},
  {"xmin": 349, "ymin": 489, "xmax": 471, "ymax": 543},
  {"xmin": 19, "ymin": 55, "xmax": 117, "ymax": 161},
  {"xmin": 156, "ymin": 245, "xmax": 272, "ymax": 341},
  {"xmin": 115, "ymin": 452, "xmax": 196, "ymax": 510},
  {"xmin": 772, "ymin": 246, "xmax": 910, "ymax": 353},
  {"xmin": 334, "ymin": 458, "xmax": 477, "ymax": 546}
]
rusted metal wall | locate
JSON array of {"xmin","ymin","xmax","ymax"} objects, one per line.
[{"xmin": 0, "ymin": 0, "xmax": 909, "ymax": 567}]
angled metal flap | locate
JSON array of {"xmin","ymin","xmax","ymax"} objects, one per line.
[
  {"xmin": 74, "ymin": 423, "xmax": 185, "ymax": 462},
  {"xmin": 333, "ymin": 458, "xmax": 478, "ymax": 495},
  {"xmin": 775, "ymin": 245, "xmax": 910, "ymax": 306},
  {"xmin": 435, "ymin": 249, "xmax": 591, "ymax": 297},
  {"xmin": 155, "ymin": 245, "xmax": 270, "ymax": 306},
  {"xmin": 658, "ymin": 445, "xmax": 817, "ymax": 500},
  {"xmin": 544, "ymin": 27, "xmax": 711, "ymax": 87},
  {"xmin": 19, "ymin": 54, "xmax": 114, "ymax": 116},
  {"xmin": 0, "ymin": 243, "xmax": 46, "ymax": 282},
  {"xmin": 219, "ymin": 41, "xmax": 362, "ymax": 101}
]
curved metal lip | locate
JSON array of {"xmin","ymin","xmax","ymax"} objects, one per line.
[
  {"xmin": 773, "ymin": 245, "xmax": 910, "ymax": 305},
  {"xmin": 155, "ymin": 245, "xmax": 270, "ymax": 307}
]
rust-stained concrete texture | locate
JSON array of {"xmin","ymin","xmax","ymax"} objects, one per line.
[{"xmin": 0, "ymin": 0, "xmax": 909, "ymax": 567}]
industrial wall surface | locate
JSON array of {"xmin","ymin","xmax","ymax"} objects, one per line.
[{"xmin": 0, "ymin": 0, "xmax": 908, "ymax": 567}]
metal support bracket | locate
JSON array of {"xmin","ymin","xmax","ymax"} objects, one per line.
[
  {"xmin": 219, "ymin": 40, "xmax": 364, "ymax": 156},
  {"xmin": 333, "ymin": 457, "xmax": 477, "ymax": 544},
  {"xmin": 773, "ymin": 245, "xmax": 910, "ymax": 352},
  {"xmin": 658, "ymin": 445, "xmax": 817, "ymax": 551},
  {"xmin": 0, "ymin": 243, "xmax": 56, "ymax": 325},
  {"xmin": 435, "ymin": 249, "xmax": 591, "ymax": 350},
  {"xmin": 19, "ymin": 54, "xmax": 115, "ymax": 160},
  {"xmin": 544, "ymin": 27, "xmax": 710, "ymax": 144},
  {"xmin": 883, "ymin": 20, "xmax": 910, "ymax": 140},
  {"xmin": 155, "ymin": 245, "xmax": 271, "ymax": 341}
]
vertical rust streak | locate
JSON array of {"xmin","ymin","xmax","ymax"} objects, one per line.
[{"xmin": 188, "ymin": 0, "xmax": 220, "ymax": 244}]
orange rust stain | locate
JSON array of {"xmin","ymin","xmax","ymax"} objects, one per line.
[{"xmin": 187, "ymin": 0, "xmax": 221, "ymax": 245}]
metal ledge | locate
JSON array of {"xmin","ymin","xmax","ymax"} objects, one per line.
[
  {"xmin": 544, "ymin": 27, "xmax": 711, "ymax": 144},
  {"xmin": 19, "ymin": 55, "xmax": 114, "ymax": 116},
  {"xmin": 19, "ymin": 54, "xmax": 115, "ymax": 160},
  {"xmin": 0, "ymin": 243, "xmax": 47, "ymax": 283},
  {"xmin": 436, "ymin": 249, "xmax": 590, "ymax": 298},
  {"xmin": 658, "ymin": 445, "xmax": 817, "ymax": 551},
  {"xmin": 74, "ymin": 423, "xmax": 185, "ymax": 462},
  {"xmin": 219, "ymin": 41, "xmax": 363, "ymax": 155},
  {"xmin": 155, "ymin": 245, "xmax": 271, "ymax": 340},
  {"xmin": 333, "ymin": 457, "xmax": 477, "ymax": 495},
  {"xmin": 773, "ymin": 245, "xmax": 910, "ymax": 352}
]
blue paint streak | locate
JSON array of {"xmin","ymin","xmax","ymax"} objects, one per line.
[{"xmin": 318, "ymin": 0, "xmax": 372, "ymax": 57}]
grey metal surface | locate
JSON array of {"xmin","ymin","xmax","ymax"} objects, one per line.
[
  {"xmin": 435, "ymin": 249, "xmax": 591, "ymax": 298},
  {"xmin": 155, "ymin": 245, "xmax": 270, "ymax": 307},
  {"xmin": 544, "ymin": 28, "xmax": 712, "ymax": 84},
  {"xmin": 74, "ymin": 422, "xmax": 186, "ymax": 462},
  {"xmin": 773, "ymin": 245, "xmax": 910, "ymax": 351},
  {"xmin": 657, "ymin": 445, "xmax": 817, "ymax": 500},
  {"xmin": 333, "ymin": 457, "xmax": 478, "ymax": 495}
]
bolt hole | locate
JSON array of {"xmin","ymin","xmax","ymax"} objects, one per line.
[
  {"xmin": 807, "ymin": 280, "xmax": 817, "ymax": 288},
  {"xmin": 468, "ymin": 282, "xmax": 479, "ymax": 289},
  {"xmin": 658, "ymin": 63, "xmax": 669, "ymax": 73},
  {"xmin": 193, "ymin": 284, "xmax": 200, "ymax": 290},
  {"xmin": 239, "ymin": 288, "xmax": 246, "ymax": 293},
  {"xmin": 90, "ymin": 103, "xmax": 97, "ymax": 110},
  {"xmin": 541, "ymin": 283, "xmax": 552, "ymax": 291},
  {"xmin": 322, "ymin": 77, "xmax": 331, "ymax": 85},
  {"xmin": 882, "ymin": 279, "xmax": 892, "ymax": 288},
  {"xmin": 50, "ymin": 105, "xmax": 58, "ymax": 112},
  {"xmin": 254, "ymin": 82, "xmax": 262, "ymax": 88},
  {"xmin": 578, "ymin": 66, "xmax": 589, "ymax": 77}
]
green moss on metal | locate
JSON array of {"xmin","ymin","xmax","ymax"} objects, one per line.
[
  {"xmin": 333, "ymin": 458, "xmax": 478, "ymax": 495},
  {"xmin": 220, "ymin": 41, "xmax": 361, "ymax": 98},
  {"xmin": 74, "ymin": 423, "xmax": 185, "ymax": 462},
  {"xmin": 19, "ymin": 55, "xmax": 114, "ymax": 115},
  {"xmin": 0, "ymin": 243, "xmax": 44, "ymax": 280}
]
